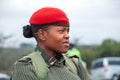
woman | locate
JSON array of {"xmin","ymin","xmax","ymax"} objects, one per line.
[{"xmin": 10, "ymin": 7, "xmax": 92, "ymax": 80}]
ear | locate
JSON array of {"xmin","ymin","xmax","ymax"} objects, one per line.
[{"xmin": 37, "ymin": 29, "xmax": 47, "ymax": 41}]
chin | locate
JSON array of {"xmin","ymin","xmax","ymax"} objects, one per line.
[{"xmin": 61, "ymin": 50, "xmax": 68, "ymax": 54}]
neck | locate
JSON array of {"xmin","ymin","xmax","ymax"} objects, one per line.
[{"xmin": 38, "ymin": 44, "xmax": 57, "ymax": 58}]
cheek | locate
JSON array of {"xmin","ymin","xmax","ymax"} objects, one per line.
[
  {"xmin": 47, "ymin": 33, "xmax": 62, "ymax": 42},
  {"xmin": 45, "ymin": 34, "xmax": 60, "ymax": 46},
  {"xmin": 51, "ymin": 38, "xmax": 69, "ymax": 53},
  {"xmin": 45, "ymin": 32, "xmax": 69, "ymax": 53},
  {"xmin": 46, "ymin": 35, "xmax": 66, "ymax": 48},
  {"xmin": 47, "ymin": 35, "xmax": 62, "ymax": 45}
]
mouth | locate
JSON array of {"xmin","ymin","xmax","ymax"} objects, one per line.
[{"xmin": 63, "ymin": 41, "xmax": 69, "ymax": 47}]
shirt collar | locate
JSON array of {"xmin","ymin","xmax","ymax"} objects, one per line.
[{"xmin": 38, "ymin": 48, "xmax": 65, "ymax": 67}]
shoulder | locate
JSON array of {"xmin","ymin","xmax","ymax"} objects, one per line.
[
  {"xmin": 19, "ymin": 56, "xmax": 32, "ymax": 63},
  {"xmin": 17, "ymin": 52, "xmax": 37, "ymax": 63},
  {"xmin": 13, "ymin": 54, "xmax": 33, "ymax": 66},
  {"xmin": 11, "ymin": 54, "xmax": 39, "ymax": 80},
  {"xmin": 12, "ymin": 54, "xmax": 34, "ymax": 73}
]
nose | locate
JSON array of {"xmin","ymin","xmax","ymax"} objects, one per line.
[{"xmin": 64, "ymin": 32, "xmax": 70, "ymax": 39}]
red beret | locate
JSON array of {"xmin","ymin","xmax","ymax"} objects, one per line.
[{"xmin": 29, "ymin": 7, "xmax": 69, "ymax": 26}]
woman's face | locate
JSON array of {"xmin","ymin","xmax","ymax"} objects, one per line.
[{"xmin": 42, "ymin": 25, "xmax": 70, "ymax": 54}]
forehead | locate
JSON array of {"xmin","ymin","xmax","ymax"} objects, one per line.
[{"xmin": 48, "ymin": 25, "xmax": 69, "ymax": 30}]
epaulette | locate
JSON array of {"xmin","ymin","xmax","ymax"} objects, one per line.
[{"xmin": 19, "ymin": 56, "xmax": 32, "ymax": 63}]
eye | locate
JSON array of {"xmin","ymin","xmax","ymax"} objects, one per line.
[
  {"xmin": 58, "ymin": 28, "xmax": 69, "ymax": 34},
  {"xmin": 58, "ymin": 29, "xmax": 65, "ymax": 33}
]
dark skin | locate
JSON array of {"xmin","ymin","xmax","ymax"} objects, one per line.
[{"xmin": 36, "ymin": 25, "xmax": 70, "ymax": 57}]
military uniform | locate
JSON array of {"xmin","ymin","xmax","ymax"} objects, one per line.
[{"xmin": 10, "ymin": 49, "xmax": 92, "ymax": 80}]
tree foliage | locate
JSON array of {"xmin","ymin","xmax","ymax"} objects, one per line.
[{"xmin": 78, "ymin": 39, "xmax": 120, "ymax": 68}]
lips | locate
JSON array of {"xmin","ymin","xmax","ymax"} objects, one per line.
[{"xmin": 63, "ymin": 41, "xmax": 69, "ymax": 47}]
